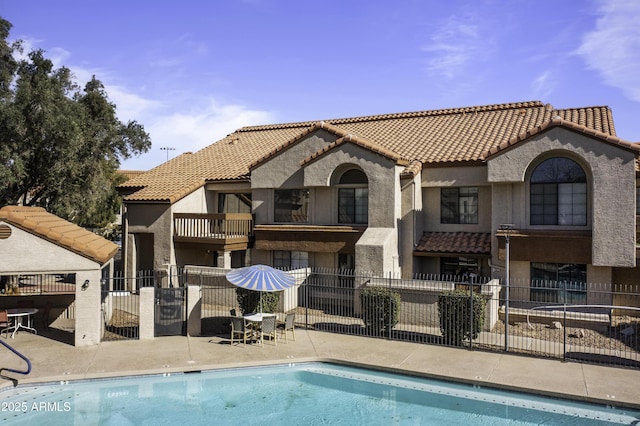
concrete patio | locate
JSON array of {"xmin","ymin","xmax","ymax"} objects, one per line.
[{"xmin": 1, "ymin": 327, "xmax": 640, "ymax": 411}]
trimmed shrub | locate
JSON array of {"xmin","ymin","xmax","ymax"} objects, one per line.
[
  {"xmin": 235, "ymin": 288, "xmax": 280, "ymax": 314},
  {"xmin": 437, "ymin": 290, "xmax": 486, "ymax": 346},
  {"xmin": 360, "ymin": 286, "xmax": 401, "ymax": 336}
]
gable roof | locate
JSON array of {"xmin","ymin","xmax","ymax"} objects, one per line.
[
  {"xmin": 120, "ymin": 101, "xmax": 623, "ymax": 203},
  {"xmin": 0, "ymin": 206, "xmax": 118, "ymax": 264},
  {"xmin": 485, "ymin": 117, "xmax": 640, "ymax": 159}
]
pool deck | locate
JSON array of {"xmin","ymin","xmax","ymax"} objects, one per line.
[{"xmin": 2, "ymin": 329, "xmax": 640, "ymax": 410}]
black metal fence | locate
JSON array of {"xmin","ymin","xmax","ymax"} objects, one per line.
[
  {"xmin": 1, "ymin": 273, "xmax": 77, "ymax": 295},
  {"xmin": 100, "ymin": 268, "xmax": 186, "ymax": 341},
  {"xmin": 190, "ymin": 266, "xmax": 640, "ymax": 369}
]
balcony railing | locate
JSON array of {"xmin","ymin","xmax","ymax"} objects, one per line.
[{"xmin": 173, "ymin": 213, "xmax": 253, "ymax": 248}]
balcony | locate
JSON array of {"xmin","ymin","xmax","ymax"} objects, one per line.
[
  {"xmin": 173, "ymin": 213, "xmax": 253, "ymax": 251},
  {"xmin": 253, "ymin": 224, "xmax": 365, "ymax": 253}
]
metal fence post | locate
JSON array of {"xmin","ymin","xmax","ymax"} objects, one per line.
[
  {"xmin": 469, "ymin": 280, "xmax": 474, "ymax": 350},
  {"xmin": 563, "ymin": 303, "xmax": 567, "ymax": 361},
  {"xmin": 388, "ymin": 271, "xmax": 392, "ymax": 340}
]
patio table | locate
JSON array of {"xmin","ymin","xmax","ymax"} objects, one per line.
[
  {"xmin": 7, "ymin": 307, "xmax": 38, "ymax": 338},
  {"xmin": 243, "ymin": 313, "xmax": 276, "ymax": 343}
]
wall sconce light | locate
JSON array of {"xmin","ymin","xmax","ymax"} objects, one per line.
[{"xmin": 81, "ymin": 280, "xmax": 90, "ymax": 290}]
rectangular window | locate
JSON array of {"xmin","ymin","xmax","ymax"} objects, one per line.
[
  {"xmin": 531, "ymin": 183, "xmax": 586, "ymax": 225},
  {"xmin": 636, "ymin": 188, "xmax": 640, "ymax": 215},
  {"xmin": 273, "ymin": 251, "xmax": 308, "ymax": 269},
  {"xmin": 274, "ymin": 189, "xmax": 309, "ymax": 223},
  {"xmin": 530, "ymin": 262, "xmax": 587, "ymax": 304},
  {"xmin": 440, "ymin": 257, "xmax": 480, "ymax": 279},
  {"xmin": 338, "ymin": 188, "xmax": 368, "ymax": 224},
  {"xmin": 218, "ymin": 193, "xmax": 251, "ymax": 214},
  {"xmin": 441, "ymin": 187, "xmax": 478, "ymax": 224}
]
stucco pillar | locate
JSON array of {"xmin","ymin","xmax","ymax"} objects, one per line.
[
  {"xmin": 217, "ymin": 251, "xmax": 232, "ymax": 269},
  {"xmin": 139, "ymin": 286, "xmax": 155, "ymax": 339},
  {"xmin": 74, "ymin": 271, "xmax": 102, "ymax": 347},
  {"xmin": 186, "ymin": 285, "xmax": 201, "ymax": 336}
]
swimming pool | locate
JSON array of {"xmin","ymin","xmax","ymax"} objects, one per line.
[{"xmin": 1, "ymin": 363, "xmax": 638, "ymax": 425}]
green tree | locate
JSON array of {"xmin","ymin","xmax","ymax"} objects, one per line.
[{"xmin": 0, "ymin": 17, "xmax": 151, "ymax": 229}]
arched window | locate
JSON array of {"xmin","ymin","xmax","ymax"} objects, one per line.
[
  {"xmin": 337, "ymin": 168, "xmax": 368, "ymax": 224},
  {"xmin": 530, "ymin": 157, "xmax": 587, "ymax": 226}
]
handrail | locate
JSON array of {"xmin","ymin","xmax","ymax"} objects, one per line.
[{"xmin": 0, "ymin": 339, "xmax": 32, "ymax": 375}]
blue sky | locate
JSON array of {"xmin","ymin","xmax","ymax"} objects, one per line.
[{"xmin": 2, "ymin": 0, "xmax": 639, "ymax": 170}]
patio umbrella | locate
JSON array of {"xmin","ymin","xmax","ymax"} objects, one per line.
[{"xmin": 226, "ymin": 264, "xmax": 296, "ymax": 313}]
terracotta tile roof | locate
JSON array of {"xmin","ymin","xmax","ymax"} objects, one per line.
[
  {"xmin": 301, "ymin": 132, "xmax": 411, "ymax": 167},
  {"xmin": 414, "ymin": 232, "xmax": 492, "ymax": 255},
  {"xmin": 0, "ymin": 206, "xmax": 118, "ymax": 264},
  {"xmin": 117, "ymin": 170, "xmax": 146, "ymax": 181},
  {"xmin": 120, "ymin": 101, "xmax": 622, "ymax": 203},
  {"xmin": 485, "ymin": 117, "xmax": 640, "ymax": 159},
  {"xmin": 400, "ymin": 160, "xmax": 423, "ymax": 179}
]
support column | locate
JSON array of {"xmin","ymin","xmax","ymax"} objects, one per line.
[
  {"xmin": 139, "ymin": 286, "xmax": 155, "ymax": 339},
  {"xmin": 186, "ymin": 285, "xmax": 201, "ymax": 337},
  {"xmin": 217, "ymin": 251, "xmax": 232, "ymax": 269}
]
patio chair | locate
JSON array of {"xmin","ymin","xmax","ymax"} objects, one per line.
[
  {"xmin": 230, "ymin": 316, "xmax": 252, "ymax": 346},
  {"xmin": 277, "ymin": 313, "xmax": 295, "ymax": 342},
  {"xmin": 259, "ymin": 315, "xmax": 277, "ymax": 346},
  {"xmin": 0, "ymin": 310, "xmax": 13, "ymax": 339}
]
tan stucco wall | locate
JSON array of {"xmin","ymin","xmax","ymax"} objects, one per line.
[
  {"xmin": 400, "ymin": 175, "xmax": 422, "ymax": 278},
  {"xmin": 249, "ymin": 130, "xmax": 406, "ymax": 274},
  {"xmin": 0, "ymin": 222, "xmax": 108, "ymax": 347},
  {"xmin": 173, "ymin": 187, "xmax": 207, "ymax": 213},
  {"xmin": 420, "ymin": 166, "xmax": 491, "ymax": 240},
  {"xmin": 356, "ymin": 227, "xmax": 399, "ymax": 276},
  {"xmin": 422, "ymin": 185, "xmax": 492, "ymax": 233},
  {"xmin": 126, "ymin": 203, "xmax": 173, "ymax": 271},
  {"xmin": 74, "ymin": 269, "xmax": 103, "ymax": 346},
  {"xmin": 251, "ymin": 130, "xmax": 338, "ymax": 189},
  {"xmin": 487, "ymin": 127, "xmax": 637, "ymax": 267},
  {"xmin": 0, "ymin": 223, "xmax": 99, "ymax": 273},
  {"xmin": 303, "ymin": 144, "xmax": 401, "ymax": 229}
]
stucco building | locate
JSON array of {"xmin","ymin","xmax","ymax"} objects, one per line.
[
  {"xmin": 118, "ymin": 101, "xmax": 640, "ymax": 305},
  {"xmin": 0, "ymin": 206, "xmax": 118, "ymax": 346}
]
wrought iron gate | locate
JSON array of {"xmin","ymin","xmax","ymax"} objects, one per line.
[
  {"xmin": 154, "ymin": 287, "xmax": 186, "ymax": 336},
  {"xmin": 101, "ymin": 276, "xmax": 140, "ymax": 341}
]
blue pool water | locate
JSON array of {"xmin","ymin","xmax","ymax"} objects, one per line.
[{"xmin": 1, "ymin": 363, "xmax": 639, "ymax": 425}]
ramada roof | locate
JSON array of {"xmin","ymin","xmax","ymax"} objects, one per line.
[
  {"xmin": 119, "ymin": 100, "xmax": 632, "ymax": 203},
  {"xmin": 0, "ymin": 206, "xmax": 118, "ymax": 265}
]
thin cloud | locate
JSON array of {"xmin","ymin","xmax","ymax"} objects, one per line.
[
  {"xmin": 532, "ymin": 71, "xmax": 555, "ymax": 99},
  {"xmin": 149, "ymin": 101, "xmax": 274, "ymax": 154},
  {"xmin": 577, "ymin": 0, "xmax": 640, "ymax": 101},
  {"xmin": 118, "ymin": 100, "xmax": 275, "ymax": 170},
  {"xmin": 422, "ymin": 15, "xmax": 481, "ymax": 79}
]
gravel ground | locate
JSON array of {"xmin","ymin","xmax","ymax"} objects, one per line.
[{"xmin": 491, "ymin": 317, "xmax": 639, "ymax": 352}]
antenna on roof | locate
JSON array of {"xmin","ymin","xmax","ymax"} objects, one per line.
[{"xmin": 160, "ymin": 147, "xmax": 176, "ymax": 162}]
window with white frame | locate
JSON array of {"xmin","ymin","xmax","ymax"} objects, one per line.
[{"xmin": 530, "ymin": 157, "xmax": 587, "ymax": 226}]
